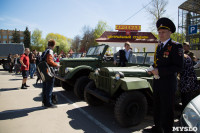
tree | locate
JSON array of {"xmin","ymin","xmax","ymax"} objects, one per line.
[
  {"xmin": 71, "ymin": 35, "xmax": 81, "ymax": 52},
  {"xmin": 171, "ymin": 32, "xmax": 186, "ymax": 43},
  {"xmin": 94, "ymin": 21, "xmax": 111, "ymax": 42},
  {"xmin": 12, "ymin": 28, "xmax": 20, "ymax": 43},
  {"xmin": 79, "ymin": 21, "xmax": 111, "ymax": 52},
  {"xmin": 23, "ymin": 27, "xmax": 31, "ymax": 48},
  {"xmin": 80, "ymin": 26, "xmax": 95, "ymax": 52},
  {"xmin": 152, "ymin": 31, "xmax": 186, "ymax": 43},
  {"xmin": 31, "ymin": 29, "xmax": 45, "ymax": 51},
  {"xmin": 146, "ymin": 0, "xmax": 168, "ymax": 31},
  {"xmin": 45, "ymin": 33, "xmax": 71, "ymax": 54}
]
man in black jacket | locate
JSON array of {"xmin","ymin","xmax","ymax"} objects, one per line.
[
  {"xmin": 147, "ymin": 17, "xmax": 184, "ymax": 133},
  {"xmin": 113, "ymin": 41, "xmax": 133, "ymax": 67}
]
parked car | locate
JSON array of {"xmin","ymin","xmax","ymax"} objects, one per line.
[
  {"xmin": 55, "ymin": 44, "xmax": 117, "ymax": 99},
  {"xmin": 180, "ymin": 94, "xmax": 200, "ymax": 133},
  {"xmin": 84, "ymin": 52, "xmax": 155, "ymax": 127}
]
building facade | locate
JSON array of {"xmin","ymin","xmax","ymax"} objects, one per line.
[
  {"xmin": 0, "ymin": 29, "xmax": 24, "ymax": 44},
  {"xmin": 96, "ymin": 31, "xmax": 158, "ymax": 54}
]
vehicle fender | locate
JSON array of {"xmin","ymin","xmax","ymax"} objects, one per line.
[
  {"xmin": 120, "ymin": 77, "xmax": 152, "ymax": 91},
  {"xmin": 65, "ymin": 65, "xmax": 94, "ymax": 79}
]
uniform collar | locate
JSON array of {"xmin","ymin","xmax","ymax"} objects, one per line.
[{"xmin": 161, "ymin": 38, "xmax": 171, "ymax": 47}]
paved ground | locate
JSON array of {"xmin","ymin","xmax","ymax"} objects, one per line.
[{"xmin": 0, "ymin": 65, "xmax": 180, "ymax": 133}]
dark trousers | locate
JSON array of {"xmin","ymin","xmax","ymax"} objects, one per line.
[
  {"xmin": 153, "ymin": 75, "xmax": 177, "ymax": 133},
  {"xmin": 42, "ymin": 77, "xmax": 55, "ymax": 106}
]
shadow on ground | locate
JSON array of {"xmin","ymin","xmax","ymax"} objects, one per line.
[
  {"xmin": 66, "ymin": 104, "xmax": 154, "ymax": 133},
  {"xmin": 9, "ymin": 78, "xmax": 22, "ymax": 81},
  {"xmin": 33, "ymin": 91, "xmax": 71, "ymax": 105},
  {"xmin": 0, "ymin": 106, "xmax": 45, "ymax": 120},
  {"xmin": 0, "ymin": 87, "xmax": 19, "ymax": 92}
]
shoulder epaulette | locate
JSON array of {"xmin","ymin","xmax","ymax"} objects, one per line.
[{"xmin": 171, "ymin": 40, "xmax": 180, "ymax": 45}]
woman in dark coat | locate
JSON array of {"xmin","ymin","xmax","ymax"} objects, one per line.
[{"xmin": 179, "ymin": 54, "xmax": 200, "ymax": 111}]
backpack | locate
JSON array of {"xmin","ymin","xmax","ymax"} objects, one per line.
[{"xmin": 37, "ymin": 49, "xmax": 55, "ymax": 82}]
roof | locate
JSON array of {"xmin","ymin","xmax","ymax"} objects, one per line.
[
  {"xmin": 179, "ymin": 0, "xmax": 200, "ymax": 14},
  {"xmin": 96, "ymin": 31, "xmax": 158, "ymax": 43},
  {"xmin": 68, "ymin": 49, "xmax": 74, "ymax": 54}
]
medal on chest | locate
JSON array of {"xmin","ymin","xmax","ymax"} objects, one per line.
[{"xmin": 163, "ymin": 45, "xmax": 172, "ymax": 58}]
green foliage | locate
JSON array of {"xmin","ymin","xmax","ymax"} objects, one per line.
[
  {"xmin": 23, "ymin": 27, "xmax": 31, "ymax": 48},
  {"xmin": 79, "ymin": 21, "xmax": 111, "ymax": 52},
  {"xmin": 45, "ymin": 33, "xmax": 71, "ymax": 54},
  {"xmin": 12, "ymin": 28, "xmax": 20, "ymax": 43},
  {"xmin": 94, "ymin": 21, "xmax": 111, "ymax": 40},
  {"xmin": 31, "ymin": 29, "xmax": 46, "ymax": 52},
  {"xmin": 31, "ymin": 29, "xmax": 42, "ymax": 46},
  {"xmin": 152, "ymin": 32, "xmax": 186, "ymax": 43},
  {"xmin": 171, "ymin": 32, "xmax": 186, "ymax": 43}
]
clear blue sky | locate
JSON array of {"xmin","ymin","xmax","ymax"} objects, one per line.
[{"xmin": 0, "ymin": 0, "xmax": 186, "ymax": 39}]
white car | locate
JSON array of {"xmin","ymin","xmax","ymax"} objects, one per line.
[{"xmin": 180, "ymin": 94, "xmax": 200, "ymax": 132}]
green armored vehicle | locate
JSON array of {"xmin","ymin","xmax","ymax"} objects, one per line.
[
  {"xmin": 56, "ymin": 44, "xmax": 119, "ymax": 99},
  {"xmin": 84, "ymin": 52, "xmax": 200, "ymax": 127}
]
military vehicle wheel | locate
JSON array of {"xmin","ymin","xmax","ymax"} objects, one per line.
[
  {"xmin": 74, "ymin": 76, "xmax": 91, "ymax": 99},
  {"xmin": 60, "ymin": 81, "xmax": 72, "ymax": 91},
  {"xmin": 84, "ymin": 81, "xmax": 103, "ymax": 106},
  {"xmin": 114, "ymin": 91, "xmax": 147, "ymax": 127}
]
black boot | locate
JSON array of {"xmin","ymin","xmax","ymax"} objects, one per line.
[
  {"xmin": 21, "ymin": 84, "xmax": 27, "ymax": 89},
  {"xmin": 36, "ymin": 77, "xmax": 40, "ymax": 85},
  {"xmin": 24, "ymin": 83, "xmax": 30, "ymax": 87}
]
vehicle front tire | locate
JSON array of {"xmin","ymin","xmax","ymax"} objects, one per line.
[
  {"xmin": 74, "ymin": 76, "xmax": 91, "ymax": 99},
  {"xmin": 60, "ymin": 81, "xmax": 72, "ymax": 91},
  {"xmin": 114, "ymin": 91, "xmax": 147, "ymax": 127},
  {"xmin": 84, "ymin": 81, "xmax": 103, "ymax": 106}
]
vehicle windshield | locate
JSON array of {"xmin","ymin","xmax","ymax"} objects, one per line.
[
  {"xmin": 131, "ymin": 52, "xmax": 154, "ymax": 65},
  {"xmin": 86, "ymin": 45, "xmax": 105, "ymax": 56},
  {"xmin": 71, "ymin": 53, "xmax": 82, "ymax": 58}
]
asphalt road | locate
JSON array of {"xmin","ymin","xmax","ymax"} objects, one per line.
[{"xmin": 0, "ymin": 66, "xmax": 170, "ymax": 133}]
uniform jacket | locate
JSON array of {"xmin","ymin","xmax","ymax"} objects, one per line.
[{"xmin": 153, "ymin": 39, "xmax": 184, "ymax": 77}]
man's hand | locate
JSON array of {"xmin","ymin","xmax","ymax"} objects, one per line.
[
  {"xmin": 23, "ymin": 65, "xmax": 27, "ymax": 68},
  {"xmin": 147, "ymin": 71, "xmax": 152, "ymax": 75},
  {"xmin": 151, "ymin": 69, "xmax": 159, "ymax": 75},
  {"xmin": 57, "ymin": 65, "xmax": 61, "ymax": 68}
]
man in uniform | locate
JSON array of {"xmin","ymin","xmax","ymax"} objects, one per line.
[
  {"xmin": 147, "ymin": 17, "xmax": 184, "ymax": 133},
  {"xmin": 183, "ymin": 42, "xmax": 196, "ymax": 65},
  {"xmin": 113, "ymin": 41, "xmax": 133, "ymax": 67}
]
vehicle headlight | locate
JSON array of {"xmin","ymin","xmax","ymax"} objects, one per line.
[
  {"xmin": 182, "ymin": 103, "xmax": 200, "ymax": 130},
  {"xmin": 94, "ymin": 68, "xmax": 100, "ymax": 75},
  {"xmin": 115, "ymin": 73, "xmax": 120, "ymax": 80},
  {"xmin": 65, "ymin": 67, "xmax": 69, "ymax": 74},
  {"xmin": 115, "ymin": 72, "xmax": 124, "ymax": 80}
]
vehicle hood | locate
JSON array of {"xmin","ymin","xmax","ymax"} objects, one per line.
[
  {"xmin": 100, "ymin": 66, "xmax": 150, "ymax": 77},
  {"xmin": 61, "ymin": 57, "xmax": 99, "ymax": 62}
]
